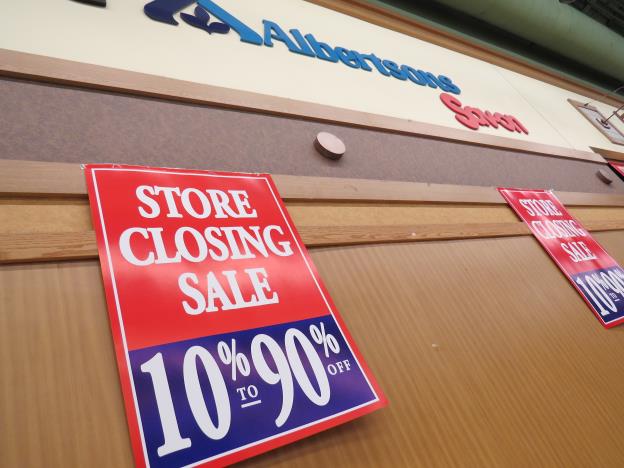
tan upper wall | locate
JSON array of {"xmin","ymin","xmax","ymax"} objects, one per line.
[{"xmin": 1, "ymin": 0, "xmax": 624, "ymax": 154}]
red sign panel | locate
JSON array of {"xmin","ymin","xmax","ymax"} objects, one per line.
[
  {"xmin": 498, "ymin": 188, "xmax": 624, "ymax": 328},
  {"xmin": 610, "ymin": 162, "xmax": 624, "ymax": 180},
  {"xmin": 85, "ymin": 164, "xmax": 386, "ymax": 467}
]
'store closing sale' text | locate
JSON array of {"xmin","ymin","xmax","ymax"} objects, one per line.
[{"xmin": 85, "ymin": 164, "xmax": 386, "ymax": 467}]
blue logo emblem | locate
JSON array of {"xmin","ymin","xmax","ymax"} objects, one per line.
[
  {"xmin": 144, "ymin": 0, "xmax": 263, "ymax": 44},
  {"xmin": 180, "ymin": 5, "xmax": 230, "ymax": 35}
]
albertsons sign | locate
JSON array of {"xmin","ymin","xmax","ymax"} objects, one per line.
[{"xmin": 141, "ymin": 0, "xmax": 461, "ymax": 94}]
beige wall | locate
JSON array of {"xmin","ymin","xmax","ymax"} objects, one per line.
[{"xmin": 2, "ymin": 0, "xmax": 624, "ymax": 153}]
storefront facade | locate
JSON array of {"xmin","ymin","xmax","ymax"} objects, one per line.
[{"xmin": 2, "ymin": 1, "xmax": 624, "ymax": 466}]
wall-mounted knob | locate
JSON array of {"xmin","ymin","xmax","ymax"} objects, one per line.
[
  {"xmin": 315, "ymin": 132, "xmax": 346, "ymax": 160},
  {"xmin": 597, "ymin": 168, "xmax": 613, "ymax": 184}
]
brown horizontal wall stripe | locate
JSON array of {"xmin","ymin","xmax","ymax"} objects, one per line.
[
  {"xmin": 0, "ymin": 201, "xmax": 520, "ymax": 235},
  {"xmin": 306, "ymin": 0, "xmax": 624, "ymax": 108},
  {"xmin": 0, "ymin": 231, "xmax": 98, "ymax": 264},
  {"xmin": 3, "ymin": 159, "xmax": 624, "ymax": 206},
  {"xmin": 3, "ymin": 220, "xmax": 624, "ymax": 265},
  {"xmin": 0, "ymin": 49, "xmax": 605, "ymax": 164},
  {"xmin": 0, "ymin": 159, "xmax": 87, "ymax": 197},
  {"xmin": 3, "ymin": 196, "xmax": 624, "ymax": 237},
  {"xmin": 0, "ymin": 160, "xmax": 624, "ymax": 206},
  {"xmin": 3, "ymin": 159, "xmax": 624, "ymax": 263},
  {"xmin": 1, "ymin": 158, "xmax": 624, "ymax": 205},
  {"xmin": 275, "ymin": 174, "xmax": 507, "ymax": 204}
]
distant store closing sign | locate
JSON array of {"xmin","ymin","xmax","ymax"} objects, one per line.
[
  {"xmin": 499, "ymin": 188, "xmax": 624, "ymax": 328},
  {"xmin": 610, "ymin": 162, "xmax": 624, "ymax": 180},
  {"xmin": 85, "ymin": 164, "xmax": 385, "ymax": 467}
]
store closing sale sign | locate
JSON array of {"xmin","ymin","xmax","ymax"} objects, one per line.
[
  {"xmin": 85, "ymin": 165, "xmax": 385, "ymax": 467},
  {"xmin": 499, "ymin": 188, "xmax": 624, "ymax": 328}
]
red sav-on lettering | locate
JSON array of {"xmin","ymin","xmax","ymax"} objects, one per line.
[{"xmin": 440, "ymin": 93, "xmax": 529, "ymax": 134}]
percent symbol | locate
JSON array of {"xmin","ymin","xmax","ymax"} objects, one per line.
[
  {"xmin": 217, "ymin": 339, "xmax": 251, "ymax": 381},
  {"xmin": 309, "ymin": 322, "xmax": 340, "ymax": 358}
]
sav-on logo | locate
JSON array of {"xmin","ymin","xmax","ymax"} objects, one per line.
[{"xmin": 142, "ymin": 0, "xmax": 462, "ymax": 95}]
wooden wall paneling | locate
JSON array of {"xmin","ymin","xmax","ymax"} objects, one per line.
[
  {"xmin": 0, "ymin": 199, "xmax": 521, "ymax": 234},
  {"xmin": 2, "ymin": 222, "xmax": 624, "ymax": 265},
  {"xmin": 4, "ymin": 232, "xmax": 624, "ymax": 466},
  {"xmin": 0, "ymin": 231, "xmax": 97, "ymax": 263},
  {"xmin": 241, "ymin": 233, "xmax": 624, "ymax": 467},
  {"xmin": 274, "ymin": 175, "xmax": 505, "ymax": 204},
  {"xmin": 593, "ymin": 230, "xmax": 624, "ymax": 259},
  {"xmin": 4, "ymin": 167, "xmax": 624, "ymax": 465},
  {"xmin": 568, "ymin": 206, "xmax": 624, "ymax": 222},
  {"xmin": 3, "ymin": 159, "xmax": 624, "ymax": 264},
  {"xmin": 2, "ymin": 2, "xmax": 624, "ymax": 462},
  {"xmin": 0, "ymin": 158, "xmax": 87, "ymax": 197},
  {"xmin": 0, "ymin": 261, "xmax": 133, "ymax": 468},
  {"xmin": 0, "ymin": 198, "xmax": 92, "ymax": 234},
  {"xmin": 3, "ymin": 159, "xmax": 624, "ymax": 207},
  {"xmin": 288, "ymin": 203, "xmax": 624, "ymax": 226}
]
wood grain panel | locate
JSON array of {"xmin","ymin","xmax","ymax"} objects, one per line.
[
  {"xmin": 0, "ymin": 159, "xmax": 87, "ymax": 197},
  {"xmin": 0, "ymin": 231, "xmax": 97, "ymax": 263},
  {"xmin": 0, "ymin": 200, "xmax": 520, "ymax": 235},
  {"xmin": 2, "ymin": 158, "xmax": 624, "ymax": 265},
  {"xmin": 2, "ymin": 196, "xmax": 624, "ymax": 238},
  {"xmin": 0, "ymin": 50, "xmax": 608, "ymax": 164},
  {"xmin": 278, "ymin": 178, "xmax": 624, "ymax": 207},
  {"xmin": 0, "ymin": 199, "xmax": 92, "ymax": 234},
  {"xmin": 0, "ymin": 261, "xmax": 133, "ymax": 468},
  {"xmin": 275, "ymin": 174, "xmax": 506, "ymax": 204},
  {"xmin": 3, "ymin": 222, "xmax": 624, "ymax": 265},
  {"xmin": 242, "ymin": 232, "xmax": 624, "ymax": 467},
  {"xmin": 301, "ymin": 222, "xmax": 529, "ymax": 245},
  {"xmin": 593, "ymin": 230, "xmax": 624, "ymax": 259},
  {"xmin": 569, "ymin": 206, "xmax": 624, "ymax": 222},
  {"xmin": 291, "ymin": 203, "xmax": 624, "ymax": 226},
  {"xmin": 4, "ymin": 232, "xmax": 624, "ymax": 466},
  {"xmin": 3, "ymin": 196, "xmax": 624, "ymax": 240},
  {"xmin": 288, "ymin": 202, "xmax": 518, "ymax": 225}
]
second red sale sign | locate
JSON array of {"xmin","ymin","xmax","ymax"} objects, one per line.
[
  {"xmin": 499, "ymin": 187, "xmax": 624, "ymax": 328},
  {"xmin": 610, "ymin": 162, "xmax": 624, "ymax": 180}
]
